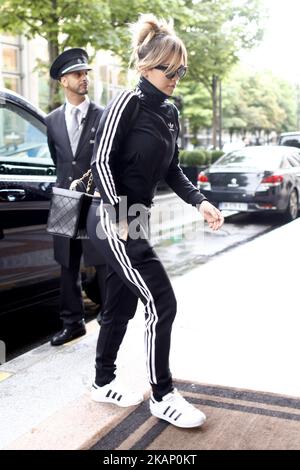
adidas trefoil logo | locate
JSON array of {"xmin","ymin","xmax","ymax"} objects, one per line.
[{"xmin": 168, "ymin": 122, "xmax": 175, "ymax": 131}]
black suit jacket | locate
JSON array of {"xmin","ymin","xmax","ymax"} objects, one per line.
[{"xmin": 46, "ymin": 101, "xmax": 104, "ymax": 267}]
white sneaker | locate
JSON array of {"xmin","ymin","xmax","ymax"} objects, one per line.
[
  {"xmin": 91, "ymin": 379, "xmax": 144, "ymax": 407},
  {"xmin": 150, "ymin": 389, "xmax": 206, "ymax": 428}
]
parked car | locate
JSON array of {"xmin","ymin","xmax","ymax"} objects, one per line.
[
  {"xmin": 197, "ymin": 145, "xmax": 300, "ymax": 222},
  {"xmin": 0, "ymin": 88, "xmax": 95, "ymax": 316},
  {"xmin": 278, "ymin": 132, "xmax": 300, "ymax": 149}
]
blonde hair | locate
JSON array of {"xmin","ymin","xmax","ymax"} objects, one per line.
[{"xmin": 130, "ymin": 13, "xmax": 187, "ymax": 77}]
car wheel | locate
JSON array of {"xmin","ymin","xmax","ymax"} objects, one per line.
[{"xmin": 285, "ymin": 189, "xmax": 298, "ymax": 222}]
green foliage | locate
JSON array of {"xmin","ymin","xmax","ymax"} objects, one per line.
[
  {"xmin": 222, "ymin": 66, "xmax": 297, "ymax": 133},
  {"xmin": 0, "ymin": 0, "xmax": 185, "ymax": 108},
  {"xmin": 0, "ymin": 0, "xmax": 111, "ymax": 49},
  {"xmin": 211, "ymin": 150, "xmax": 224, "ymax": 163},
  {"xmin": 0, "ymin": 0, "xmax": 267, "ymax": 122},
  {"xmin": 180, "ymin": 149, "xmax": 206, "ymax": 166},
  {"xmin": 178, "ymin": 0, "xmax": 266, "ymax": 91},
  {"xmin": 177, "ymin": 80, "xmax": 212, "ymax": 136},
  {"xmin": 179, "ymin": 149, "xmax": 224, "ymax": 167},
  {"xmin": 174, "ymin": 0, "xmax": 266, "ymax": 140},
  {"xmin": 0, "ymin": 0, "xmax": 185, "ymax": 56}
]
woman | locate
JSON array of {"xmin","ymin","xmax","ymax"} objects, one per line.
[{"xmin": 87, "ymin": 13, "xmax": 224, "ymax": 428}]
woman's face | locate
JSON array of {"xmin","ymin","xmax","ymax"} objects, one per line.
[{"xmin": 144, "ymin": 62, "xmax": 185, "ymax": 96}]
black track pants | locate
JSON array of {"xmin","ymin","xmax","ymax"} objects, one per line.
[{"xmin": 86, "ymin": 199, "xmax": 177, "ymax": 400}]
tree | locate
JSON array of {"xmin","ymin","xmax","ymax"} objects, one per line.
[
  {"xmin": 222, "ymin": 66, "xmax": 297, "ymax": 139},
  {"xmin": 0, "ymin": 0, "xmax": 106, "ymax": 108},
  {"xmin": 0, "ymin": 0, "xmax": 183, "ymax": 109},
  {"xmin": 0, "ymin": 0, "xmax": 266, "ymax": 129},
  {"xmin": 176, "ymin": 80, "xmax": 212, "ymax": 147},
  {"xmin": 177, "ymin": 0, "xmax": 266, "ymax": 148}
]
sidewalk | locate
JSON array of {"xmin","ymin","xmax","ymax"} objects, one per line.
[{"xmin": 1, "ymin": 218, "xmax": 300, "ymax": 449}]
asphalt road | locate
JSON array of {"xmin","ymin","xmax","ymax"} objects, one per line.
[{"xmin": 155, "ymin": 211, "xmax": 282, "ymax": 277}]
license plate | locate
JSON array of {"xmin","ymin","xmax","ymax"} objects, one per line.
[{"xmin": 219, "ymin": 202, "xmax": 248, "ymax": 211}]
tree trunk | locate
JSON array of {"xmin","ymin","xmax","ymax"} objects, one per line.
[
  {"xmin": 47, "ymin": 38, "xmax": 60, "ymax": 112},
  {"xmin": 218, "ymin": 79, "xmax": 222, "ymax": 149},
  {"xmin": 212, "ymin": 74, "xmax": 218, "ymax": 149}
]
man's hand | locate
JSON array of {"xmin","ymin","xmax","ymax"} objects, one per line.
[{"xmin": 199, "ymin": 200, "xmax": 224, "ymax": 231}]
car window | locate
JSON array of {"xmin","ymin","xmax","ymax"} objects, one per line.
[
  {"xmin": 0, "ymin": 101, "xmax": 55, "ymax": 176},
  {"xmin": 287, "ymin": 155, "xmax": 300, "ymax": 167},
  {"xmin": 279, "ymin": 136, "xmax": 300, "ymax": 148},
  {"xmin": 215, "ymin": 147, "xmax": 283, "ymax": 170},
  {"xmin": 281, "ymin": 158, "xmax": 292, "ymax": 169},
  {"xmin": 291, "ymin": 151, "xmax": 300, "ymax": 165}
]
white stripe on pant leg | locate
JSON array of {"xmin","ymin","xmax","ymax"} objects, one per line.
[
  {"xmin": 95, "ymin": 91, "xmax": 135, "ymax": 205},
  {"xmin": 99, "ymin": 203, "xmax": 158, "ymax": 384},
  {"xmin": 102, "ymin": 208, "xmax": 157, "ymax": 384},
  {"xmin": 101, "ymin": 206, "xmax": 149, "ymax": 300},
  {"xmin": 99, "ymin": 205, "xmax": 158, "ymax": 381}
]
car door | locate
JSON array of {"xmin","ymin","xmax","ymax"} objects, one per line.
[{"xmin": 0, "ymin": 95, "xmax": 60, "ymax": 315}]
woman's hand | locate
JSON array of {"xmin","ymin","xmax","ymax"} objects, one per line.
[{"xmin": 199, "ymin": 200, "xmax": 224, "ymax": 231}]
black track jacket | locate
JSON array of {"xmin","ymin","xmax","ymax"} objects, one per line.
[{"xmin": 91, "ymin": 76, "xmax": 206, "ymax": 212}]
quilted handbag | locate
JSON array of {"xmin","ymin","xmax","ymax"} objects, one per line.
[{"xmin": 47, "ymin": 170, "xmax": 93, "ymax": 239}]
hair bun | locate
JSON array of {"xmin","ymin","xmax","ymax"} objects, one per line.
[{"xmin": 131, "ymin": 13, "xmax": 174, "ymax": 49}]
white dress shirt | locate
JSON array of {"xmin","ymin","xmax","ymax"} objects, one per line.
[{"xmin": 65, "ymin": 96, "xmax": 90, "ymax": 135}]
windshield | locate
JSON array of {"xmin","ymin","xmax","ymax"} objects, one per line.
[{"xmin": 214, "ymin": 147, "xmax": 284, "ymax": 170}]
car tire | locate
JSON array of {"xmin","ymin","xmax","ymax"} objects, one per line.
[{"xmin": 285, "ymin": 189, "xmax": 298, "ymax": 222}]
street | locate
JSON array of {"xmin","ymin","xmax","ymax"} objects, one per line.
[{"xmin": 155, "ymin": 210, "xmax": 281, "ymax": 277}]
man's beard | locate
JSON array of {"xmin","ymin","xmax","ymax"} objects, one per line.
[
  {"xmin": 77, "ymin": 87, "xmax": 88, "ymax": 95},
  {"xmin": 70, "ymin": 84, "xmax": 88, "ymax": 95}
]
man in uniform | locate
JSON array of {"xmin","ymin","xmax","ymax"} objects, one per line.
[{"xmin": 47, "ymin": 48, "xmax": 105, "ymax": 346}]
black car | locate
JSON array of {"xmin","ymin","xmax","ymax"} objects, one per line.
[
  {"xmin": 0, "ymin": 88, "xmax": 98, "ymax": 316},
  {"xmin": 198, "ymin": 145, "xmax": 300, "ymax": 221},
  {"xmin": 278, "ymin": 132, "xmax": 300, "ymax": 149}
]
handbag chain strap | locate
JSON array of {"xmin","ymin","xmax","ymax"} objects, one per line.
[
  {"xmin": 85, "ymin": 170, "xmax": 93, "ymax": 193},
  {"xmin": 74, "ymin": 169, "xmax": 93, "ymax": 194}
]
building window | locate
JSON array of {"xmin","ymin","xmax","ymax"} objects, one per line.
[
  {"xmin": 2, "ymin": 45, "xmax": 19, "ymax": 73},
  {"xmin": 2, "ymin": 75, "xmax": 20, "ymax": 93},
  {"xmin": 1, "ymin": 36, "xmax": 22, "ymax": 94}
]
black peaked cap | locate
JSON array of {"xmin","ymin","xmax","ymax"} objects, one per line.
[{"xmin": 50, "ymin": 48, "xmax": 91, "ymax": 80}]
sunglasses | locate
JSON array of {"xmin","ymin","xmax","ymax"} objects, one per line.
[{"xmin": 154, "ymin": 64, "xmax": 187, "ymax": 80}]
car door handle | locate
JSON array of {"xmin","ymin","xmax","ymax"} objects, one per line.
[{"xmin": 0, "ymin": 189, "xmax": 26, "ymax": 202}]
